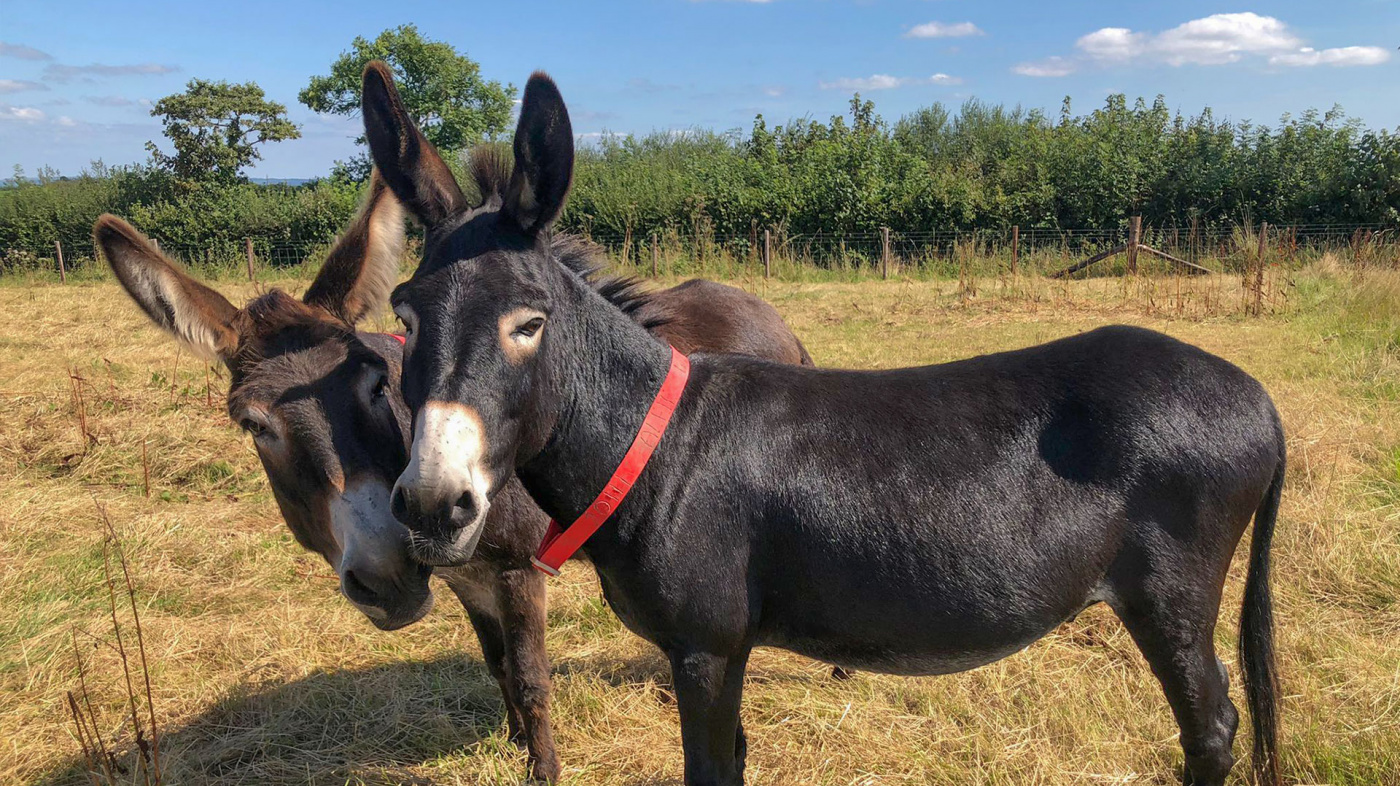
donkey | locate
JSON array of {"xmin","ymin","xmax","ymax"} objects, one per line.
[
  {"xmin": 92, "ymin": 178, "xmax": 812, "ymax": 782},
  {"xmin": 365, "ymin": 61, "xmax": 1285, "ymax": 786}
]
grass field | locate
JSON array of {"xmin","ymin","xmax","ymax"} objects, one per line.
[{"xmin": 1, "ymin": 262, "xmax": 1397, "ymax": 785}]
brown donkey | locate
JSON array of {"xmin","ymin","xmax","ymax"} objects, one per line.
[{"xmin": 93, "ymin": 175, "xmax": 810, "ymax": 782}]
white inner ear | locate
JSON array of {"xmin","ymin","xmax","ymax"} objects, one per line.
[
  {"xmin": 514, "ymin": 173, "xmax": 538, "ymax": 222},
  {"xmin": 356, "ymin": 189, "xmax": 406, "ymax": 318},
  {"xmin": 125, "ymin": 256, "xmax": 226, "ymax": 361}
]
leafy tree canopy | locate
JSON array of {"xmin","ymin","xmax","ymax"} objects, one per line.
[
  {"xmin": 299, "ymin": 24, "xmax": 516, "ymax": 164},
  {"xmin": 146, "ymin": 79, "xmax": 300, "ymax": 186}
]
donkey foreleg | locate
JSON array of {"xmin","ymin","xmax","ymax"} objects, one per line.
[
  {"xmin": 669, "ymin": 647, "xmax": 751, "ymax": 786},
  {"xmin": 449, "ymin": 570, "xmax": 561, "ymax": 783},
  {"xmin": 496, "ymin": 567, "xmax": 561, "ymax": 783}
]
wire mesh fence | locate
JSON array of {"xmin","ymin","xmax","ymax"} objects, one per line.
[
  {"xmin": 3, "ymin": 220, "xmax": 1397, "ymax": 281},
  {"xmin": 585, "ymin": 222, "xmax": 1400, "ymax": 278}
]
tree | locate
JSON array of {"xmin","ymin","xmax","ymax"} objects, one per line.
[
  {"xmin": 299, "ymin": 24, "xmax": 516, "ymax": 173},
  {"xmin": 146, "ymin": 79, "xmax": 300, "ymax": 186}
]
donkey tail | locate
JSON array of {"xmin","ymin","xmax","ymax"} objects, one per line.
[{"xmin": 1240, "ymin": 450, "xmax": 1284, "ymax": 786}]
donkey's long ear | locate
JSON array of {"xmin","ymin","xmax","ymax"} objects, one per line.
[
  {"xmin": 303, "ymin": 172, "xmax": 405, "ymax": 325},
  {"xmin": 502, "ymin": 72, "xmax": 574, "ymax": 235},
  {"xmin": 361, "ymin": 60, "xmax": 466, "ymax": 228},
  {"xmin": 94, "ymin": 215, "xmax": 240, "ymax": 362}
]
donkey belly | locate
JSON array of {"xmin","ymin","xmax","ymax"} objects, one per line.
[
  {"xmin": 752, "ymin": 496, "xmax": 1124, "ymax": 676},
  {"xmin": 767, "ymin": 629, "xmax": 1050, "ymax": 676},
  {"xmin": 758, "ymin": 577, "xmax": 1100, "ymax": 676},
  {"xmin": 757, "ymin": 579, "xmax": 1100, "ymax": 676}
]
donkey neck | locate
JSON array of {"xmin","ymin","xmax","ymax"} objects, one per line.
[{"xmin": 516, "ymin": 272, "xmax": 674, "ymax": 525}]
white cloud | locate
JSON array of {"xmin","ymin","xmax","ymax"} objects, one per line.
[
  {"xmin": 905, "ymin": 21, "xmax": 984, "ymax": 39},
  {"xmin": 43, "ymin": 62, "xmax": 178, "ymax": 83},
  {"xmin": 55, "ymin": 116, "xmax": 77, "ymax": 127},
  {"xmin": 1014, "ymin": 12, "xmax": 1390, "ymax": 76},
  {"xmin": 0, "ymin": 105, "xmax": 46, "ymax": 122},
  {"xmin": 1013, "ymin": 57, "xmax": 1077, "ymax": 78},
  {"xmin": 1075, "ymin": 27, "xmax": 1145, "ymax": 63},
  {"xmin": 1091, "ymin": 13, "xmax": 1301, "ymax": 66},
  {"xmin": 822, "ymin": 74, "xmax": 903, "ymax": 91},
  {"xmin": 84, "ymin": 95, "xmax": 136, "ymax": 107},
  {"xmin": 820, "ymin": 73, "xmax": 962, "ymax": 91},
  {"xmin": 0, "ymin": 79, "xmax": 48, "ymax": 94},
  {"xmin": 762, "ymin": 85, "xmax": 787, "ymax": 97},
  {"xmin": 0, "ymin": 41, "xmax": 53, "ymax": 61},
  {"xmin": 1269, "ymin": 46, "xmax": 1391, "ymax": 68}
]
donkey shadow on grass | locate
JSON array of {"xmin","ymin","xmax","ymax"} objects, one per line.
[
  {"xmin": 39, "ymin": 649, "xmax": 879, "ymax": 785},
  {"xmin": 39, "ymin": 653, "xmax": 519, "ymax": 786},
  {"xmin": 37, "ymin": 649, "xmax": 727, "ymax": 786}
]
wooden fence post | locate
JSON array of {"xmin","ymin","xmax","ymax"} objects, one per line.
[
  {"xmin": 651, "ymin": 233, "xmax": 659, "ymax": 277},
  {"xmin": 151, "ymin": 238, "xmax": 159, "ymax": 251},
  {"xmin": 245, "ymin": 237, "xmax": 255, "ymax": 282},
  {"xmin": 55, "ymin": 240, "xmax": 66, "ymax": 284},
  {"xmin": 763, "ymin": 229, "xmax": 772, "ymax": 279},
  {"xmin": 1127, "ymin": 216, "xmax": 1141, "ymax": 273},
  {"xmin": 1010, "ymin": 225, "xmax": 1019, "ymax": 275},
  {"xmin": 881, "ymin": 227, "xmax": 891, "ymax": 280},
  {"xmin": 1255, "ymin": 221, "xmax": 1268, "ymax": 316}
]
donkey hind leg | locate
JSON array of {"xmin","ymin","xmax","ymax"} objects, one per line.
[
  {"xmin": 670, "ymin": 647, "xmax": 751, "ymax": 786},
  {"xmin": 1112, "ymin": 582, "xmax": 1240, "ymax": 786}
]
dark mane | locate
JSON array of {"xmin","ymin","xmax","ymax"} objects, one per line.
[
  {"xmin": 550, "ymin": 234, "xmax": 669, "ymax": 331},
  {"xmin": 465, "ymin": 143, "xmax": 670, "ymax": 333},
  {"xmin": 230, "ymin": 290, "xmax": 353, "ymax": 366},
  {"xmin": 466, "ymin": 143, "xmax": 512, "ymax": 207}
]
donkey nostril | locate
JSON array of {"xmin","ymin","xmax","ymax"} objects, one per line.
[
  {"xmin": 390, "ymin": 485, "xmax": 410, "ymax": 522},
  {"xmin": 343, "ymin": 569, "xmax": 379, "ymax": 606}
]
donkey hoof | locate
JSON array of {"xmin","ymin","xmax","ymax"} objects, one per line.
[{"xmin": 528, "ymin": 758, "xmax": 562, "ymax": 784}]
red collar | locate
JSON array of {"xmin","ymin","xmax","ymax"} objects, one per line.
[{"xmin": 532, "ymin": 345, "xmax": 691, "ymax": 576}]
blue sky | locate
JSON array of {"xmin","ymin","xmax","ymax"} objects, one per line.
[{"xmin": 2, "ymin": 0, "xmax": 1397, "ymax": 178}]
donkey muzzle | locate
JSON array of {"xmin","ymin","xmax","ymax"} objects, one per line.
[{"xmin": 393, "ymin": 401, "xmax": 494, "ymax": 565}]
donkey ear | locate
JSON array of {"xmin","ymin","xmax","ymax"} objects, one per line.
[
  {"xmin": 361, "ymin": 60, "xmax": 466, "ymax": 228},
  {"xmin": 94, "ymin": 214, "xmax": 240, "ymax": 362},
  {"xmin": 303, "ymin": 171, "xmax": 405, "ymax": 325},
  {"xmin": 502, "ymin": 72, "xmax": 574, "ymax": 235}
]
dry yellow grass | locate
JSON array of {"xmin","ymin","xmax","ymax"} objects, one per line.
[{"xmin": 1, "ymin": 264, "xmax": 1397, "ymax": 785}]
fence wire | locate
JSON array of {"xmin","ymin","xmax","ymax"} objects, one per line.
[{"xmin": 3, "ymin": 222, "xmax": 1396, "ymax": 278}]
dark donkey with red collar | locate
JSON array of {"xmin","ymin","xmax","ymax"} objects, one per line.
[
  {"xmin": 92, "ymin": 173, "xmax": 812, "ymax": 782},
  {"xmin": 368, "ymin": 60, "xmax": 1285, "ymax": 786}
]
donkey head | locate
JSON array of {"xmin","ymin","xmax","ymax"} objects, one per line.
[
  {"xmin": 361, "ymin": 61, "xmax": 579, "ymax": 565},
  {"xmin": 94, "ymin": 178, "xmax": 438, "ymax": 630}
]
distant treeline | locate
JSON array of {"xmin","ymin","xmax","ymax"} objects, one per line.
[
  {"xmin": 0, "ymin": 161, "xmax": 360, "ymax": 261},
  {"xmin": 3, "ymin": 94, "xmax": 1398, "ymax": 265},
  {"xmin": 568, "ymin": 95, "xmax": 1400, "ymax": 240}
]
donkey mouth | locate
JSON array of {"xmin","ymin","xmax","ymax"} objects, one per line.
[
  {"xmin": 370, "ymin": 590, "xmax": 435, "ymax": 631},
  {"xmin": 406, "ymin": 516, "xmax": 487, "ymax": 567}
]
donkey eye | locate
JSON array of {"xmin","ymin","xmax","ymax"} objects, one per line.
[
  {"xmin": 513, "ymin": 317, "xmax": 545, "ymax": 339},
  {"xmin": 371, "ymin": 375, "xmax": 389, "ymax": 401},
  {"xmin": 393, "ymin": 306, "xmax": 416, "ymax": 338},
  {"xmin": 240, "ymin": 417, "xmax": 267, "ymax": 438}
]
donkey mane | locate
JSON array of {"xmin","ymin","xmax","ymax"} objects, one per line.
[
  {"xmin": 231, "ymin": 290, "xmax": 353, "ymax": 366},
  {"xmin": 465, "ymin": 144, "xmax": 668, "ymax": 333}
]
